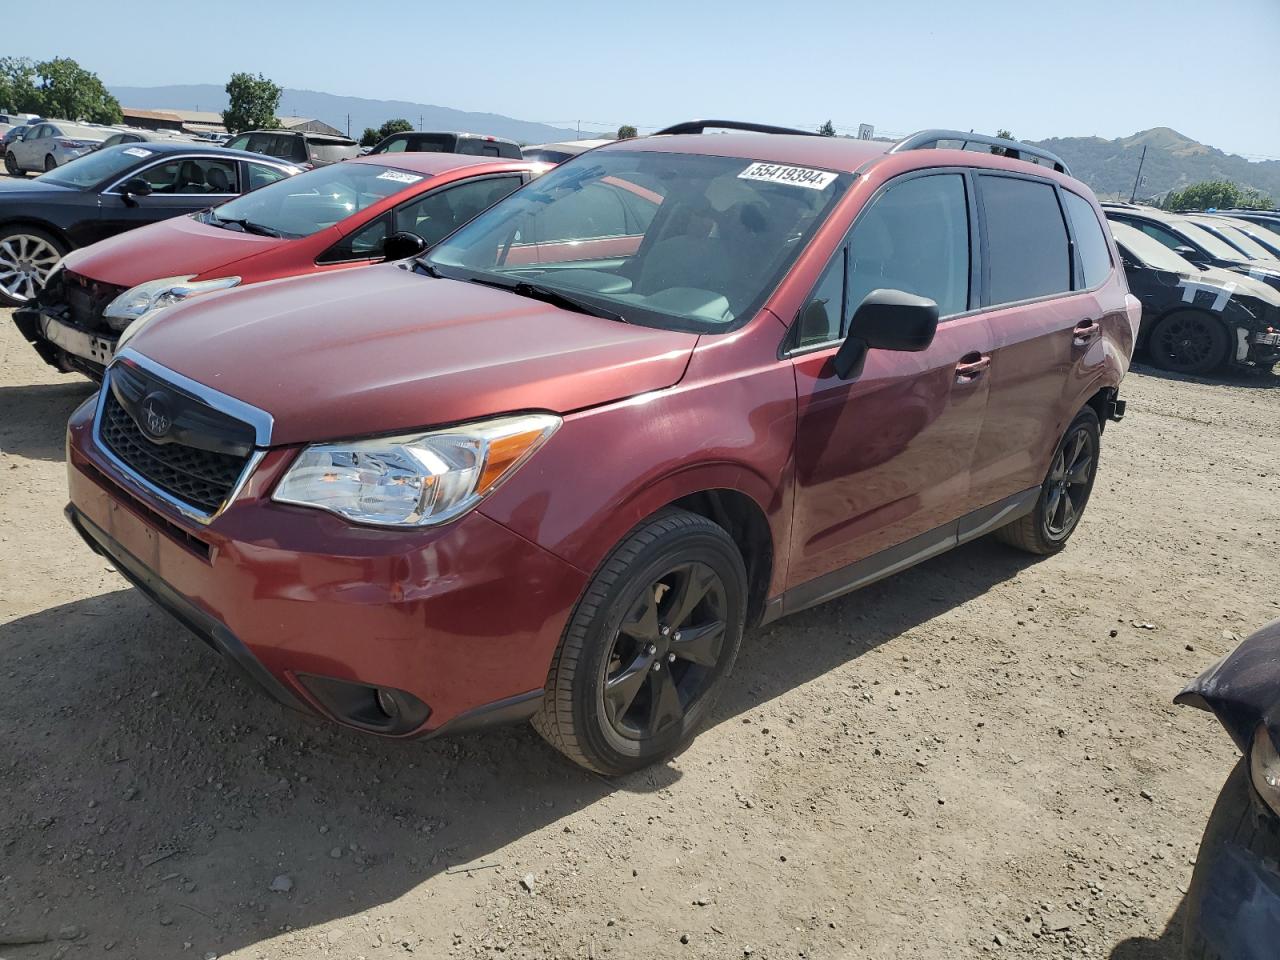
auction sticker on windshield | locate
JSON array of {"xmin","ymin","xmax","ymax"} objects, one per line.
[
  {"xmin": 738, "ymin": 162, "xmax": 837, "ymax": 190},
  {"xmin": 376, "ymin": 170, "xmax": 424, "ymax": 184},
  {"xmin": 123, "ymin": 147, "xmax": 153, "ymax": 158}
]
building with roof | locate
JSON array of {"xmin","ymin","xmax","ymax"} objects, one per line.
[{"xmin": 121, "ymin": 108, "xmax": 344, "ymax": 139}]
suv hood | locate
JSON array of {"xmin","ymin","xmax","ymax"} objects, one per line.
[
  {"xmin": 124, "ymin": 264, "xmax": 698, "ymax": 446},
  {"xmin": 62, "ymin": 215, "xmax": 284, "ymax": 288}
]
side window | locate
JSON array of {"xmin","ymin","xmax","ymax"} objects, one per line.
[
  {"xmin": 796, "ymin": 249, "xmax": 846, "ymax": 347},
  {"xmin": 245, "ymin": 162, "xmax": 290, "ymax": 192},
  {"xmin": 1061, "ymin": 191, "xmax": 1112, "ymax": 289},
  {"xmin": 980, "ymin": 174, "xmax": 1071, "ymax": 305},
  {"xmin": 136, "ymin": 157, "xmax": 240, "ymax": 194},
  {"xmin": 225, "ymin": 135, "xmax": 250, "ymax": 152},
  {"xmin": 1136, "ymin": 222, "xmax": 1185, "ymax": 251},
  {"xmin": 318, "ymin": 215, "xmax": 389, "ymax": 264},
  {"xmin": 393, "ymin": 176, "xmax": 523, "ymax": 247},
  {"xmin": 382, "ymin": 136, "xmax": 410, "ymax": 153},
  {"xmin": 847, "ymin": 173, "xmax": 970, "ymax": 318}
]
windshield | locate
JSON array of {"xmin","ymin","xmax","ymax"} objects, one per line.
[
  {"xmin": 1111, "ymin": 221, "xmax": 1196, "ymax": 272},
  {"xmin": 200, "ymin": 161, "xmax": 432, "ymax": 238},
  {"xmin": 1169, "ymin": 218, "xmax": 1248, "ymax": 261},
  {"xmin": 1201, "ymin": 221, "xmax": 1273, "ymax": 260},
  {"xmin": 38, "ymin": 144, "xmax": 151, "ymax": 189},
  {"xmin": 426, "ymin": 150, "xmax": 850, "ymax": 332}
]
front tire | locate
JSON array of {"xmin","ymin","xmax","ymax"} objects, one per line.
[
  {"xmin": 995, "ymin": 407, "xmax": 1100, "ymax": 556},
  {"xmin": 1148, "ymin": 310, "xmax": 1229, "ymax": 374},
  {"xmin": 4, "ymin": 151, "xmax": 24, "ymax": 177},
  {"xmin": 533, "ymin": 509, "xmax": 747, "ymax": 775}
]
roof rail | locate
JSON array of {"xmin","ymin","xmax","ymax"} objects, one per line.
[
  {"xmin": 653, "ymin": 119, "xmax": 819, "ymax": 137},
  {"xmin": 889, "ymin": 129, "xmax": 1071, "ymax": 175}
]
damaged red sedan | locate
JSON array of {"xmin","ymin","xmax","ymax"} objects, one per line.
[{"xmin": 65, "ymin": 123, "xmax": 1136, "ymax": 773}]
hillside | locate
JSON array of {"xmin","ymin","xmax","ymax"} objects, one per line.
[
  {"xmin": 1030, "ymin": 127, "xmax": 1280, "ymax": 202},
  {"xmin": 107, "ymin": 84, "xmax": 579, "ymax": 145}
]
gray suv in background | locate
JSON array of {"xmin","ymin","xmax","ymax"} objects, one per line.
[
  {"xmin": 5, "ymin": 120, "xmax": 118, "ymax": 174},
  {"xmin": 223, "ymin": 129, "xmax": 361, "ymax": 168}
]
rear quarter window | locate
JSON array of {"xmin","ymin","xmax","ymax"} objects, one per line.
[
  {"xmin": 980, "ymin": 175, "xmax": 1071, "ymax": 305},
  {"xmin": 1061, "ymin": 191, "xmax": 1112, "ymax": 289}
]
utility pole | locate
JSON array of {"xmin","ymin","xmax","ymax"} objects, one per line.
[
  {"xmin": 419, "ymin": 114, "xmax": 424, "ymax": 131},
  {"xmin": 346, "ymin": 113, "xmax": 350, "ymax": 138},
  {"xmin": 1129, "ymin": 145, "xmax": 1148, "ymax": 203},
  {"xmin": 577, "ymin": 120, "xmax": 581, "ymax": 137}
]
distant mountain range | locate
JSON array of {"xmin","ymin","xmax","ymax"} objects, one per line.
[
  {"xmin": 107, "ymin": 84, "xmax": 580, "ymax": 145},
  {"xmin": 1030, "ymin": 127, "xmax": 1280, "ymax": 203},
  {"xmin": 106, "ymin": 87, "xmax": 1277, "ymax": 203}
]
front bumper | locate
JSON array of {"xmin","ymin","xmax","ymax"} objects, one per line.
[
  {"xmin": 65, "ymin": 399, "xmax": 588, "ymax": 737},
  {"xmin": 1183, "ymin": 760, "xmax": 1280, "ymax": 959},
  {"xmin": 12, "ymin": 306, "xmax": 112, "ymax": 379}
]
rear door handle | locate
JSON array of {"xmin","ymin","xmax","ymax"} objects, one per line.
[
  {"xmin": 955, "ymin": 353, "xmax": 990, "ymax": 382},
  {"xmin": 1073, "ymin": 319, "xmax": 1101, "ymax": 346}
]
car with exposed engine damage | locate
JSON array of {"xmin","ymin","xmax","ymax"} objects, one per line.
[
  {"xmin": 64, "ymin": 122, "xmax": 1137, "ymax": 774},
  {"xmin": 1177, "ymin": 618, "xmax": 1280, "ymax": 960},
  {"xmin": 1111, "ymin": 221, "xmax": 1280, "ymax": 374},
  {"xmin": 12, "ymin": 152, "xmax": 544, "ymax": 379},
  {"xmin": 0, "ymin": 142, "xmax": 302, "ymax": 307}
]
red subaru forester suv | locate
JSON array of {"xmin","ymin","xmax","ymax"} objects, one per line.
[{"xmin": 65, "ymin": 121, "xmax": 1138, "ymax": 774}]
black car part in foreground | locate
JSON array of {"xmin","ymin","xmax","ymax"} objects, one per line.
[{"xmin": 1177, "ymin": 618, "xmax": 1280, "ymax": 960}]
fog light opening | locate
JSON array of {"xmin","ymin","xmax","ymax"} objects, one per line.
[
  {"xmin": 296, "ymin": 674, "xmax": 431, "ymax": 735},
  {"xmin": 375, "ymin": 687, "xmax": 400, "ymax": 721}
]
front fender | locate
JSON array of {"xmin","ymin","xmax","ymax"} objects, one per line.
[{"xmin": 479, "ymin": 361, "xmax": 797, "ymax": 599}]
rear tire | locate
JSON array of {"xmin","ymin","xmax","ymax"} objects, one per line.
[
  {"xmin": 532, "ymin": 509, "xmax": 747, "ymax": 775},
  {"xmin": 995, "ymin": 407, "xmax": 1100, "ymax": 556},
  {"xmin": 0, "ymin": 226, "xmax": 67, "ymax": 307},
  {"xmin": 43, "ymin": 154, "xmax": 56, "ymax": 172},
  {"xmin": 1148, "ymin": 310, "xmax": 1229, "ymax": 374},
  {"xmin": 4, "ymin": 152, "xmax": 24, "ymax": 177}
]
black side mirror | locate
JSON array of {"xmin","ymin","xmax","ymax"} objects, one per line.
[
  {"xmin": 383, "ymin": 231, "xmax": 428, "ymax": 261},
  {"xmin": 833, "ymin": 289, "xmax": 939, "ymax": 380},
  {"xmin": 120, "ymin": 177, "xmax": 153, "ymax": 206}
]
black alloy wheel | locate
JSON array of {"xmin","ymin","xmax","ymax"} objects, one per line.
[
  {"xmin": 533, "ymin": 509, "xmax": 747, "ymax": 775},
  {"xmin": 602, "ymin": 560, "xmax": 728, "ymax": 742},
  {"xmin": 1149, "ymin": 310, "xmax": 1228, "ymax": 374},
  {"xmin": 1043, "ymin": 425, "xmax": 1094, "ymax": 539},
  {"xmin": 995, "ymin": 406, "xmax": 1101, "ymax": 556}
]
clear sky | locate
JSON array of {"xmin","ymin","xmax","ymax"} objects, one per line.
[{"xmin": 6, "ymin": 0, "xmax": 1279, "ymax": 157}]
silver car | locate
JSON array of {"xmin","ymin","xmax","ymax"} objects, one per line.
[{"xmin": 5, "ymin": 121, "xmax": 117, "ymax": 175}]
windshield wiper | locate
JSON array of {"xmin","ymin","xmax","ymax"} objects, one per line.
[
  {"xmin": 210, "ymin": 213, "xmax": 282, "ymax": 238},
  {"xmin": 413, "ymin": 258, "xmax": 443, "ymax": 278},
  {"xmin": 465, "ymin": 275, "xmax": 627, "ymax": 323}
]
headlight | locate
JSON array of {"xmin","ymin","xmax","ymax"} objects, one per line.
[
  {"xmin": 103, "ymin": 275, "xmax": 241, "ymax": 332},
  {"xmin": 1250, "ymin": 724, "xmax": 1280, "ymax": 816},
  {"xmin": 272, "ymin": 413, "xmax": 560, "ymax": 527}
]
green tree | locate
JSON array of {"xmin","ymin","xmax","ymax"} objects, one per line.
[
  {"xmin": 818, "ymin": 120, "xmax": 836, "ymax": 137},
  {"xmin": 990, "ymin": 129, "xmax": 1015, "ymax": 157},
  {"xmin": 378, "ymin": 118, "xmax": 413, "ymax": 139},
  {"xmin": 616, "ymin": 124, "xmax": 638, "ymax": 140},
  {"xmin": 32, "ymin": 57, "xmax": 121, "ymax": 123},
  {"xmin": 0, "ymin": 57, "xmax": 39, "ymax": 113},
  {"xmin": 222, "ymin": 72, "xmax": 281, "ymax": 134},
  {"xmin": 1162, "ymin": 179, "xmax": 1275, "ymax": 211},
  {"xmin": 359, "ymin": 126, "xmax": 381, "ymax": 147}
]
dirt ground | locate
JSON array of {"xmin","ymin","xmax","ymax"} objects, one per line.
[{"xmin": 1, "ymin": 303, "xmax": 1278, "ymax": 960}]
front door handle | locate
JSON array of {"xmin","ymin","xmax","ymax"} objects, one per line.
[
  {"xmin": 1073, "ymin": 319, "xmax": 1101, "ymax": 346},
  {"xmin": 955, "ymin": 353, "xmax": 990, "ymax": 383}
]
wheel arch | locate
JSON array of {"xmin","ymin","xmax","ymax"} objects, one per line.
[
  {"xmin": 0, "ymin": 217, "xmax": 73, "ymax": 252},
  {"xmin": 668, "ymin": 488, "xmax": 774, "ymax": 629}
]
